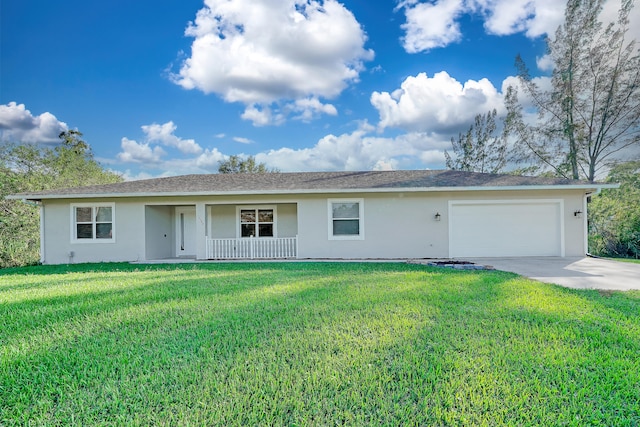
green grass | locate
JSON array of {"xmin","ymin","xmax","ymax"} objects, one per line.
[
  {"xmin": 608, "ymin": 257, "xmax": 640, "ymax": 264},
  {"xmin": 1, "ymin": 262, "xmax": 639, "ymax": 426}
]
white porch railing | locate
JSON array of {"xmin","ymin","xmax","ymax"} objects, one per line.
[{"xmin": 206, "ymin": 236, "xmax": 298, "ymax": 259}]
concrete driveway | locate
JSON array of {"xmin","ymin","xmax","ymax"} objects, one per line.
[{"xmin": 464, "ymin": 257, "xmax": 640, "ymax": 291}]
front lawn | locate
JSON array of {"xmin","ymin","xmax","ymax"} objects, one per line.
[
  {"xmin": 609, "ymin": 257, "xmax": 640, "ymax": 264},
  {"xmin": 1, "ymin": 262, "xmax": 639, "ymax": 426}
]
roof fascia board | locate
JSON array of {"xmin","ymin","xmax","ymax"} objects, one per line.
[{"xmin": 7, "ymin": 183, "xmax": 620, "ymax": 201}]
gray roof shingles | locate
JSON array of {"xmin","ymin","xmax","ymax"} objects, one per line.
[{"xmin": 11, "ymin": 170, "xmax": 595, "ymax": 199}]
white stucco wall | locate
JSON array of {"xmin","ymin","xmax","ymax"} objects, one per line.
[
  {"xmin": 209, "ymin": 205, "xmax": 236, "ymax": 239},
  {"xmin": 42, "ymin": 199, "xmax": 146, "ymax": 264},
  {"xmin": 209, "ymin": 203, "xmax": 298, "ymax": 239},
  {"xmin": 275, "ymin": 203, "xmax": 298, "ymax": 238},
  {"xmin": 297, "ymin": 193, "xmax": 448, "ymax": 259},
  {"xmin": 39, "ymin": 189, "xmax": 589, "ymax": 264},
  {"xmin": 296, "ymin": 190, "xmax": 587, "ymax": 259}
]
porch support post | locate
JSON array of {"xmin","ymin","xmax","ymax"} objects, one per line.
[{"xmin": 195, "ymin": 202, "xmax": 207, "ymax": 260}]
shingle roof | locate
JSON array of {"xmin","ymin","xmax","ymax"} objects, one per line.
[{"xmin": 9, "ymin": 170, "xmax": 606, "ymax": 200}]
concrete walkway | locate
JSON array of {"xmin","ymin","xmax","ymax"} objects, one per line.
[{"xmin": 465, "ymin": 257, "xmax": 640, "ymax": 291}]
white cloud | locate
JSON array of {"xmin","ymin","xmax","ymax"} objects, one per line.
[
  {"xmin": 118, "ymin": 170, "xmax": 159, "ymax": 182},
  {"xmin": 240, "ymin": 98, "xmax": 338, "ymax": 126},
  {"xmin": 501, "ymin": 74, "xmax": 552, "ymax": 108},
  {"xmin": 172, "ymin": 0, "xmax": 373, "ymax": 124},
  {"xmin": 141, "ymin": 121, "xmax": 202, "ymax": 155},
  {"xmin": 473, "ymin": 0, "xmax": 563, "ymax": 39},
  {"xmin": 399, "ymin": 0, "xmax": 640, "ymax": 54},
  {"xmin": 117, "ymin": 149, "xmax": 226, "ymax": 178},
  {"xmin": 117, "ymin": 121, "xmax": 204, "ymax": 165},
  {"xmin": 532, "ymin": 1, "xmax": 640, "ymax": 74},
  {"xmin": 397, "ymin": 0, "xmax": 564, "ymax": 53},
  {"xmin": 233, "ymin": 137, "xmax": 253, "ymax": 144},
  {"xmin": 372, "ymin": 159, "xmax": 398, "ymax": 171},
  {"xmin": 420, "ymin": 149, "xmax": 449, "ymax": 165},
  {"xmin": 241, "ymin": 105, "xmax": 283, "ymax": 127},
  {"xmin": 371, "ymin": 71, "xmax": 503, "ymax": 132},
  {"xmin": 0, "ymin": 102, "xmax": 68, "ymax": 143},
  {"xmin": 112, "ymin": 123, "xmax": 452, "ymax": 177},
  {"xmin": 255, "ymin": 126, "xmax": 448, "ymax": 171},
  {"xmin": 290, "ymin": 97, "xmax": 338, "ymax": 122},
  {"xmin": 195, "ymin": 148, "xmax": 226, "ymax": 171},
  {"xmin": 400, "ymin": 0, "xmax": 465, "ymax": 53},
  {"xmin": 117, "ymin": 138, "xmax": 166, "ymax": 164},
  {"xmin": 602, "ymin": 0, "xmax": 640, "ymax": 43},
  {"xmin": 535, "ymin": 54, "xmax": 554, "ymax": 72}
]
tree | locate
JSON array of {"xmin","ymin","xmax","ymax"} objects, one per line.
[
  {"xmin": 0, "ymin": 131, "xmax": 122, "ymax": 267},
  {"xmin": 445, "ymin": 109, "xmax": 508, "ymax": 174},
  {"xmin": 508, "ymin": 0, "xmax": 640, "ymax": 182},
  {"xmin": 588, "ymin": 160, "xmax": 640, "ymax": 258},
  {"xmin": 217, "ymin": 155, "xmax": 278, "ymax": 173}
]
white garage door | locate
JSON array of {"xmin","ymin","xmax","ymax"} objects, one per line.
[{"xmin": 449, "ymin": 201, "xmax": 563, "ymax": 257}]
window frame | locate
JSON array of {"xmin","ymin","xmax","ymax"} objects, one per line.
[
  {"xmin": 236, "ymin": 205, "xmax": 277, "ymax": 238},
  {"xmin": 328, "ymin": 198, "xmax": 364, "ymax": 240},
  {"xmin": 70, "ymin": 203, "xmax": 116, "ymax": 244}
]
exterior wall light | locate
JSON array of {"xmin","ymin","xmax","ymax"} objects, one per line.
[
  {"xmin": 574, "ymin": 210, "xmax": 582, "ymax": 218},
  {"xmin": 434, "ymin": 212, "xmax": 441, "ymax": 221}
]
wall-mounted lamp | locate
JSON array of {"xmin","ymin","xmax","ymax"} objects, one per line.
[
  {"xmin": 574, "ymin": 210, "xmax": 583, "ymax": 218},
  {"xmin": 434, "ymin": 212, "xmax": 441, "ymax": 221}
]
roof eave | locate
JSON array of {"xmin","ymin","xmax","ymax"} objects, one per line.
[{"xmin": 6, "ymin": 183, "xmax": 620, "ymax": 201}]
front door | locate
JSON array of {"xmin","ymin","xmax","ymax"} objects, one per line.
[{"xmin": 175, "ymin": 206, "xmax": 196, "ymax": 257}]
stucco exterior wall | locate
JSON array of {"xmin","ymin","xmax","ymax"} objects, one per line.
[
  {"xmin": 297, "ymin": 190, "xmax": 587, "ymax": 259},
  {"xmin": 208, "ymin": 203, "xmax": 298, "ymax": 239},
  {"xmin": 42, "ymin": 199, "xmax": 146, "ymax": 264},
  {"xmin": 209, "ymin": 205, "xmax": 236, "ymax": 238},
  {"xmin": 297, "ymin": 193, "xmax": 448, "ymax": 259},
  {"xmin": 275, "ymin": 203, "xmax": 298, "ymax": 238},
  {"xmin": 39, "ymin": 189, "xmax": 589, "ymax": 264}
]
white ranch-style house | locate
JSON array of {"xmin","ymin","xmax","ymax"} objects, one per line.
[{"xmin": 8, "ymin": 170, "xmax": 616, "ymax": 265}]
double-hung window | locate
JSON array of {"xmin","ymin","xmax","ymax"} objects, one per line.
[
  {"xmin": 71, "ymin": 203, "xmax": 115, "ymax": 242},
  {"xmin": 328, "ymin": 199, "xmax": 364, "ymax": 240},
  {"xmin": 239, "ymin": 207, "xmax": 275, "ymax": 238}
]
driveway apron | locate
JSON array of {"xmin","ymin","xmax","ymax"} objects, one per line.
[{"xmin": 463, "ymin": 257, "xmax": 640, "ymax": 291}]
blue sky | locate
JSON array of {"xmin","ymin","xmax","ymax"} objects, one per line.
[{"xmin": 2, "ymin": 0, "xmax": 638, "ymax": 180}]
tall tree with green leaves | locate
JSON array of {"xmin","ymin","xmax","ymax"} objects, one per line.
[
  {"xmin": 445, "ymin": 109, "xmax": 508, "ymax": 174},
  {"xmin": 217, "ymin": 155, "xmax": 278, "ymax": 174},
  {"xmin": 588, "ymin": 160, "xmax": 640, "ymax": 258},
  {"xmin": 0, "ymin": 131, "xmax": 122, "ymax": 267},
  {"xmin": 508, "ymin": 0, "xmax": 640, "ymax": 182}
]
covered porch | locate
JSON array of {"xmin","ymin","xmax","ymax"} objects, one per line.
[
  {"xmin": 205, "ymin": 235, "xmax": 298, "ymax": 259},
  {"xmin": 144, "ymin": 202, "xmax": 299, "ymax": 261}
]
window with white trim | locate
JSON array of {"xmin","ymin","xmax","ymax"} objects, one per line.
[
  {"xmin": 239, "ymin": 207, "xmax": 275, "ymax": 237},
  {"xmin": 71, "ymin": 204, "xmax": 115, "ymax": 242},
  {"xmin": 328, "ymin": 199, "xmax": 364, "ymax": 240}
]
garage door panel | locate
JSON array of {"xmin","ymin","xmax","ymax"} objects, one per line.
[{"xmin": 450, "ymin": 201, "xmax": 562, "ymax": 257}]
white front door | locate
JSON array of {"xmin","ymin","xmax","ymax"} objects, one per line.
[{"xmin": 176, "ymin": 207, "xmax": 196, "ymax": 257}]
